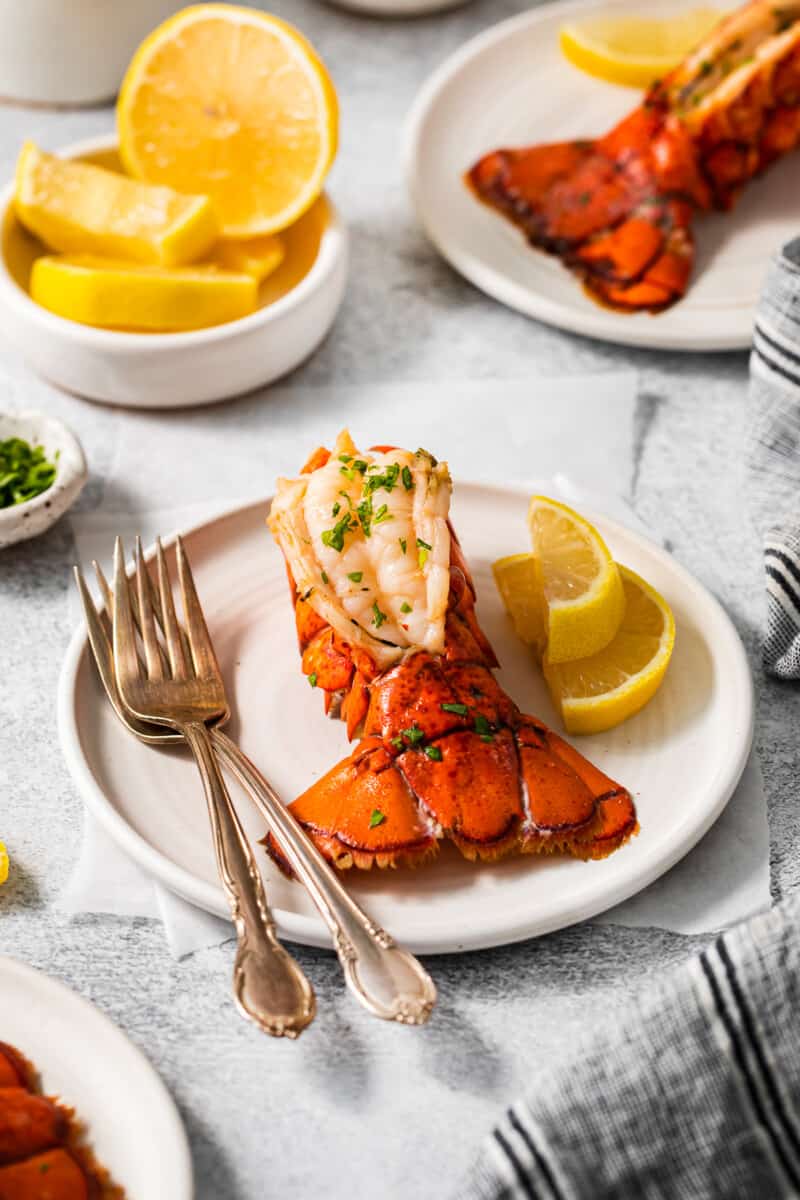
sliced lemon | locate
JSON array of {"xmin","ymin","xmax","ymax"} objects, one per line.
[
  {"xmin": 211, "ymin": 234, "xmax": 285, "ymax": 282},
  {"xmin": 492, "ymin": 553, "xmax": 547, "ymax": 657},
  {"xmin": 544, "ymin": 565, "xmax": 675, "ymax": 735},
  {"xmin": 559, "ymin": 8, "xmax": 722, "ymax": 88},
  {"xmin": 30, "ymin": 254, "xmax": 258, "ymax": 332},
  {"xmin": 0, "ymin": 842, "xmax": 8, "ymax": 885},
  {"xmin": 117, "ymin": 5, "xmax": 339, "ymax": 237},
  {"xmin": 529, "ymin": 495, "xmax": 625, "ymax": 663},
  {"xmin": 14, "ymin": 141, "xmax": 217, "ymax": 267}
]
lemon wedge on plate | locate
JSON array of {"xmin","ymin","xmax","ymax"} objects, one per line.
[
  {"xmin": 559, "ymin": 8, "xmax": 722, "ymax": 88},
  {"xmin": 118, "ymin": 5, "xmax": 339, "ymax": 237},
  {"xmin": 0, "ymin": 842, "xmax": 8, "ymax": 885},
  {"xmin": 15, "ymin": 141, "xmax": 218, "ymax": 267},
  {"xmin": 492, "ymin": 553, "xmax": 547, "ymax": 657},
  {"xmin": 528, "ymin": 495, "xmax": 625, "ymax": 663},
  {"xmin": 544, "ymin": 565, "xmax": 675, "ymax": 734},
  {"xmin": 30, "ymin": 255, "xmax": 258, "ymax": 332}
]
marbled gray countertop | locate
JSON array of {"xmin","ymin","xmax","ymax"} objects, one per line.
[{"xmin": 1, "ymin": 1, "xmax": 795, "ymax": 1196}]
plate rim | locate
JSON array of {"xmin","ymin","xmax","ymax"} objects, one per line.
[
  {"xmin": 0, "ymin": 955, "xmax": 193, "ymax": 1198},
  {"xmin": 403, "ymin": 0, "xmax": 755, "ymax": 352},
  {"xmin": 58, "ymin": 484, "xmax": 754, "ymax": 954}
]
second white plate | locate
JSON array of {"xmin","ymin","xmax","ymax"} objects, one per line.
[
  {"xmin": 404, "ymin": 0, "xmax": 794, "ymax": 351},
  {"xmin": 58, "ymin": 483, "xmax": 753, "ymax": 953}
]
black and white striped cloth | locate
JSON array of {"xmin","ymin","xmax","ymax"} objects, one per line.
[
  {"xmin": 748, "ymin": 235, "xmax": 800, "ymax": 678},
  {"xmin": 458, "ymin": 895, "xmax": 800, "ymax": 1200},
  {"xmin": 457, "ymin": 242, "xmax": 800, "ymax": 1200}
]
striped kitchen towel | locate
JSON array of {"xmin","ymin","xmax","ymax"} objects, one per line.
[
  {"xmin": 458, "ymin": 893, "xmax": 800, "ymax": 1200},
  {"xmin": 747, "ymin": 234, "xmax": 800, "ymax": 678}
]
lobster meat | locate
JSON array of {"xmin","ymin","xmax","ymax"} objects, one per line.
[
  {"xmin": 467, "ymin": 0, "xmax": 800, "ymax": 311},
  {"xmin": 0, "ymin": 1042, "xmax": 122, "ymax": 1200},
  {"xmin": 266, "ymin": 432, "xmax": 637, "ymax": 872}
]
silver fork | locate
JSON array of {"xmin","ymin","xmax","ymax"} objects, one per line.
[
  {"xmin": 111, "ymin": 535, "xmax": 316, "ymax": 1039},
  {"xmin": 84, "ymin": 537, "xmax": 436, "ymax": 1026}
]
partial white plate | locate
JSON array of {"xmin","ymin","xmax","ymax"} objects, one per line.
[
  {"xmin": 0, "ymin": 410, "xmax": 87, "ymax": 549},
  {"xmin": 325, "ymin": 0, "xmax": 468, "ymax": 13},
  {"xmin": 404, "ymin": 0, "xmax": 790, "ymax": 351},
  {"xmin": 0, "ymin": 956, "xmax": 192, "ymax": 1199},
  {"xmin": 58, "ymin": 483, "xmax": 753, "ymax": 954}
]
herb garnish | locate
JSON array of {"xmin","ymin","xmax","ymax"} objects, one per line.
[
  {"xmin": 357, "ymin": 498, "xmax": 373, "ymax": 537},
  {"xmin": 424, "ymin": 745, "xmax": 443, "ymax": 761},
  {"xmin": 373, "ymin": 503, "xmax": 392, "ymax": 525},
  {"xmin": 331, "ymin": 502, "xmax": 341, "ymax": 517},
  {"xmin": 400, "ymin": 602, "xmax": 412, "ymax": 613},
  {"xmin": 417, "ymin": 537, "xmax": 432, "ymax": 568},
  {"xmin": 347, "ymin": 571, "xmax": 363, "ymax": 582},
  {"xmin": 321, "ymin": 570, "xmax": 329, "ymax": 585},
  {"xmin": 372, "ymin": 601, "xmax": 388, "ymax": 628},
  {"xmin": 321, "ymin": 512, "xmax": 354, "ymax": 552},
  {"xmin": 400, "ymin": 724, "xmax": 425, "ymax": 746},
  {"xmin": 401, "ymin": 465, "xmax": 413, "ymax": 491},
  {"xmin": 364, "ymin": 463, "xmax": 400, "ymax": 497},
  {"xmin": 474, "ymin": 713, "xmax": 494, "ymax": 742},
  {"xmin": 441, "ymin": 702, "xmax": 468, "ymax": 716},
  {"xmin": 399, "ymin": 537, "xmax": 407, "ymax": 554},
  {"xmin": 369, "ymin": 809, "xmax": 386, "ymax": 828},
  {"xmin": 0, "ymin": 438, "xmax": 58, "ymax": 508},
  {"xmin": 308, "ymin": 673, "xmax": 318, "ymax": 688}
]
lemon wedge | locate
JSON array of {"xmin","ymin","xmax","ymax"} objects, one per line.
[
  {"xmin": 528, "ymin": 496, "xmax": 625, "ymax": 663},
  {"xmin": 30, "ymin": 255, "xmax": 258, "ymax": 332},
  {"xmin": 559, "ymin": 8, "xmax": 722, "ymax": 88},
  {"xmin": 492, "ymin": 553, "xmax": 547, "ymax": 657},
  {"xmin": 543, "ymin": 565, "xmax": 675, "ymax": 734},
  {"xmin": 15, "ymin": 141, "xmax": 218, "ymax": 267},
  {"xmin": 0, "ymin": 842, "xmax": 8, "ymax": 885},
  {"xmin": 212, "ymin": 234, "xmax": 286, "ymax": 282},
  {"xmin": 118, "ymin": 5, "xmax": 339, "ymax": 237}
]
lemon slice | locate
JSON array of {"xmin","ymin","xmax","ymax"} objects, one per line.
[
  {"xmin": 492, "ymin": 553, "xmax": 547, "ymax": 657},
  {"xmin": 544, "ymin": 565, "xmax": 675, "ymax": 734},
  {"xmin": 559, "ymin": 8, "xmax": 722, "ymax": 88},
  {"xmin": 117, "ymin": 5, "xmax": 339, "ymax": 237},
  {"xmin": 212, "ymin": 234, "xmax": 286, "ymax": 282},
  {"xmin": 14, "ymin": 141, "xmax": 218, "ymax": 267},
  {"xmin": 529, "ymin": 495, "xmax": 625, "ymax": 663},
  {"xmin": 0, "ymin": 842, "xmax": 8, "ymax": 885},
  {"xmin": 30, "ymin": 255, "xmax": 258, "ymax": 332}
]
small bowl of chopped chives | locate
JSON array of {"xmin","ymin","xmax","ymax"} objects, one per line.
[{"xmin": 0, "ymin": 411, "xmax": 86, "ymax": 549}]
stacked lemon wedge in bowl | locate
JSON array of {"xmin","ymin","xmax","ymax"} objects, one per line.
[
  {"xmin": 494, "ymin": 498, "xmax": 675, "ymax": 735},
  {"xmin": 13, "ymin": 5, "xmax": 338, "ymax": 333}
]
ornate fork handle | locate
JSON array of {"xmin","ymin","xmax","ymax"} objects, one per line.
[
  {"xmin": 182, "ymin": 722, "xmax": 316, "ymax": 1038},
  {"xmin": 212, "ymin": 730, "xmax": 437, "ymax": 1025}
]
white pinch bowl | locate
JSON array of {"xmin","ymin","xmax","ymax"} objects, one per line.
[
  {"xmin": 0, "ymin": 409, "xmax": 87, "ymax": 549},
  {"xmin": 0, "ymin": 135, "xmax": 349, "ymax": 409}
]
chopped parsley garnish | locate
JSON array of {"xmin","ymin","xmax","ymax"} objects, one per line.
[
  {"xmin": 417, "ymin": 537, "xmax": 432, "ymax": 568},
  {"xmin": 357, "ymin": 498, "xmax": 373, "ymax": 537},
  {"xmin": 400, "ymin": 601, "xmax": 412, "ymax": 613},
  {"xmin": 372, "ymin": 601, "xmax": 388, "ymax": 628},
  {"xmin": 400, "ymin": 724, "xmax": 425, "ymax": 746},
  {"xmin": 347, "ymin": 571, "xmax": 363, "ymax": 582},
  {"xmin": 441, "ymin": 702, "xmax": 468, "ymax": 716},
  {"xmin": 340, "ymin": 458, "xmax": 368, "ymax": 480},
  {"xmin": 373, "ymin": 503, "xmax": 392, "ymax": 525},
  {"xmin": 401, "ymin": 465, "xmax": 413, "ymax": 491},
  {"xmin": 321, "ymin": 512, "xmax": 354, "ymax": 552},
  {"xmin": 0, "ymin": 437, "xmax": 58, "ymax": 508},
  {"xmin": 474, "ymin": 713, "xmax": 494, "ymax": 742},
  {"xmin": 399, "ymin": 537, "xmax": 407, "ymax": 554},
  {"xmin": 308, "ymin": 673, "xmax": 318, "ymax": 688},
  {"xmin": 424, "ymin": 745, "xmax": 443, "ymax": 761},
  {"xmin": 369, "ymin": 809, "xmax": 386, "ymax": 828},
  {"xmin": 364, "ymin": 463, "xmax": 400, "ymax": 497},
  {"xmin": 321, "ymin": 570, "xmax": 329, "ymax": 585},
  {"xmin": 391, "ymin": 736, "xmax": 404, "ymax": 750},
  {"xmin": 331, "ymin": 501, "xmax": 341, "ymax": 517},
  {"xmin": 338, "ymin": 453, "xmax": 353, "ymax": 463}
]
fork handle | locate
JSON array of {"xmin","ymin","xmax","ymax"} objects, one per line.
[
  {"xmin": 182, "ymin": 722, "xmax": 316, "ymax": 1038},
  {"xmin": 211, "ymin": 730, "xmax": 436, "ymax": 1026}
]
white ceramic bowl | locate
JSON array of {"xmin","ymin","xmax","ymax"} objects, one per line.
[
  {"xmin": 0, "ymin": 410, "xmax": 87, "ymax": 549},
  {"xmin": 325, "ymin": 0, "xmax": 470, "ymax": 13},
  {"xmin": 0, "ymin": 135, "xmax": 349, "ymax": 409},
  {"xmin": 0, "ymin": 0, "xmax": 183, "ymax": 106}
]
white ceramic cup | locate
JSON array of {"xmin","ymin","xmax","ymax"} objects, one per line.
[{"xmin": 0, "ymin": 0, "xmax": 183, "ymax": 106}]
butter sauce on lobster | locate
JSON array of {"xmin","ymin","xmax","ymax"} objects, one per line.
[
  {"xmin": 467, "ymin": 0, "xmax": 800, "ymax": 311},
  {"xmin": 266, "ymin": 432, "xmax": 637, "ymax": 873}
]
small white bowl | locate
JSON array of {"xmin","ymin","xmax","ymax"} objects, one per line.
[
  {"xmin": 0, "ymin": 410, "xmax": 87, "ymax": 549},
  {"xmin": 0, "ymin": 135, "xmax": 349, "ymax": 409}
]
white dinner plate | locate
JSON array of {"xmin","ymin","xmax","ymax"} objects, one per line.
[
  {"xmin": 404, "ymin": 0, "xmax": 796, "ymax": 351},
  {"xmin": 0, "ymin": 956, "xmax": 192, "ymax": 1199},
  {"xmin": 58, "ymin": 483, "xmax": 753, "ymax": 954}
]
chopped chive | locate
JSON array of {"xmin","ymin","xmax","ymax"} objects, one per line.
[
  {"xmin": 401, "ymin": 465, "xmax": 413, "ymax": 491},
  {"xmin": 474, "ymin": 713, "xmax": 494, "ymax": 741},
  {"xmin": 321, "ymin": 512, "xmax": 354, "ymax": 553},
  {"xmin": 391, "ymin": 736, "xmax": 404, "ymax": 751},
  {"xmin": 400, "ymin": 724, "xmax": 425, "ymax": 746},
  {"xmin": 400, "ymin": 601, "xmax": 412, "ymax": 613},
  {"xmin": 338, "ymin": 453, "xmax": 353, "ymax": 464},
  {"xmin": 321, "ymin": 570, "xmax": 329, "ymax": 585},
  {"xmin": 332, "ymin": 501, "xmax": 341, "ymax": 517},
  {"xmin": 347, "ymin": 571, "xmax": 363, "ymax": 582},
  {"xmin": 424, "ymin": 745, "xmax": 443, "ymax": 761},
  {"xmin": 308, "ymin": 673, "xmax": 318, "ymax": 688},
  {"xmin": 399, "ymin": 537, "xmax": 407, "ymax": 554},
  {"xmin": 357, "ymin": 497, "xmax": 373, "ymax": 537},
  {"xmin": 441, "ymin": 702, "xmax": 468, "ymax": 716},
  {"xmin": 353, "ymin": 459, "xmax": 368, "ymax": 474},
  {"xmin": 418, "ymin": 548, "xmax": 429, "ymax": 569},
  {"xmin": 372, "ymin": 601, "xmax": 388, "ymax": 628},
  {"xmin": 369, "ymin": 809, "xmax": 386, "ymax": 828},
  {"xmin": 373, "ymin": 503, "xmax": 392, "ymax": 525}
]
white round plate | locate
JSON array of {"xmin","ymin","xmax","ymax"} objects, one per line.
[
  {"xmin": 404, "ymin": 0, "xmax": 793, "ymax": 351},
  {"xmin": 0, "ymin": 956, "xmax": 192, "ymax": 1199},
  {"xmin": 58, "ymin": 483, "xmax": 753, "ymax": 954}
]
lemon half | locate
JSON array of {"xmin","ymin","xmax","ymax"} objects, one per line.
[{"xmin": 559, "ymin": 8, "xmax": 722, "ymax": 88}]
